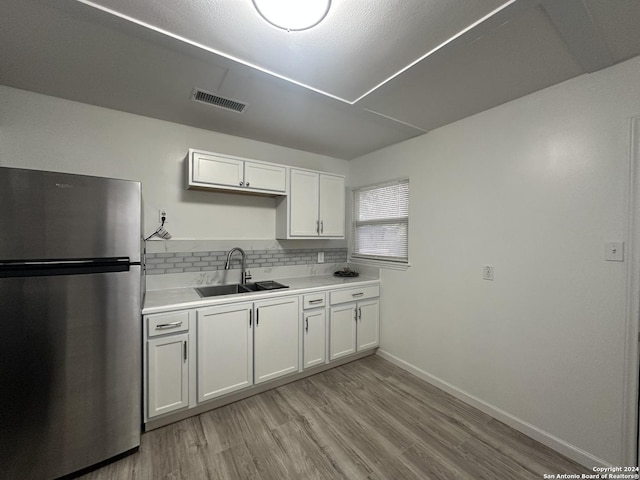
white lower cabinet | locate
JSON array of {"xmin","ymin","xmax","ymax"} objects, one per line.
[
  {"xmin": 147, "ymin": 333, "xmax": 189, "ymax": 418},
  {"xmin": 329, "ymin": 285, "xmax": 380, "ymax": 361},
  {"xmin": 303, "ymin": 308, "xmax": 326, "ymax": 368},
  {"xmin": 144, "ymin": 281, "xmax": 379, "ymax": 427},
  {"xmin": 254, "ymin": 297, "xmax": 300, "ymax": 384},
  {"xmin": 197, "ymin": 303, "xmax": 253, "ymax": 402},
  {"xmin": 356, "ymin": 299, "xmax": 380, "ymax": 351},
  {"xmin": 329, "ymin": 304, "xmax": 357, "ymax": 360}
]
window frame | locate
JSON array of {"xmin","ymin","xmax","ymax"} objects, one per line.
[{"xmin": 349, "ymin": 178, "xmax": 410, "ymax": 270}]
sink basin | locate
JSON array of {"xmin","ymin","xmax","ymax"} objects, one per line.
[
  {"xmin": 195, "ymin": 281, "xmax": 289, "ymax": 298},
  {"xmin": 254, "ymin": 280, "xmax": 288, "ymax": 291},
  {"xmin": 195, "ymin": 284, "xmax": 252, "ymax": 297}
]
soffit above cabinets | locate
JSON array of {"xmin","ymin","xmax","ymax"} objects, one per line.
[{"xmin": 1, "ymin": 0, "xmax": 640, "ymax": 160}]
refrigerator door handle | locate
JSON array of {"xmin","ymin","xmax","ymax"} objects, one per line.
[{"xmin": 0, "ymin": 258, "xmax": 132, "ymax": 278}]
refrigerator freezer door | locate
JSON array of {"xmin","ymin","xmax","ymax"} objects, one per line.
[
  {"xmin": 0, "ymin": 167, "xmax": 141, "ymax": 262},
  {"xmin": 0, "ymin": 266, "xmax": 141, "ymax": 479}
]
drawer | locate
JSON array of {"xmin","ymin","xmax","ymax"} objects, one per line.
[
  {"xmin": 303, "ymin": 292, "xmax": 326, "ymax": 310},
  {"xmin": 330, "ymin": 285, "xmax": 380, "ymax": 305},
  {"xmin": 147, "ymin": 311, "xmax": 189, "ymax": 337}
]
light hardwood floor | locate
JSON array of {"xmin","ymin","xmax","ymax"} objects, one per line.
[{"xmin": 81, "ymin": 355, "xmax": 592, "ymax": 479}]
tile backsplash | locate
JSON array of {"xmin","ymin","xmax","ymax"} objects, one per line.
[{"xmin": 145, "ymin": 248, "xmax": 348, "ymax": 275}]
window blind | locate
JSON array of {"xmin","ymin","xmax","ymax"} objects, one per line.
[{"xmin": 352, "ymin": 179, "xmax": 409, "ymax": 263}]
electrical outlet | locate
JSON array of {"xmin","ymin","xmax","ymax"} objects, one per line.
[
  {"xmin": 318, "ymin": 251, "xmax": 325, "ymax": 263},
  {"xmin": 483, "ymin": 265, "xmax": 494, "ymax": 281},
  {"xmin": 159, "ymin": 209, "xmax": 167, "ymax": 223}
]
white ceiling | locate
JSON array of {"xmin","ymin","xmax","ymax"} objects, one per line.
[{"xmin": 1, "ymin": 0, "xmax": 640, "ymax": 159}]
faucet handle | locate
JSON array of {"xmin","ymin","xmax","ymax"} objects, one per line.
[{"xmin": 245, "ymin": 270, "xmax": 252, "ymax": 282}]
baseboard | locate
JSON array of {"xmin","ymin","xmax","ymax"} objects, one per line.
[{"xmin": 376, "ymin": 349, "xmax": 610, "ymax": 469}]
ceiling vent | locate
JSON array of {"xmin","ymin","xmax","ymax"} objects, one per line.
[{"xmin": 191, "ymin": 88, "xmax": 247, "ymax": 113}]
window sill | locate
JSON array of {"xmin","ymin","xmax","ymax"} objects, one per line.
[{"xmin": 349, "ymin": 257, "xmax": 410, "ymax": 271}]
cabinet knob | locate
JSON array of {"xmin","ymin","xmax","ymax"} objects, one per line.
[
  {"xmin": 239, "ymin": 181, "xmax": 244, "ymax": 186},
  {"xmin": 246, "ymin": 182, "xmax": 250, "ymax": 187}
]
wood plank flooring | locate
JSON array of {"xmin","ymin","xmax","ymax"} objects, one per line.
[{"xmin": 80, "ymin": 356, "xmax": 592, "ymax": 479}]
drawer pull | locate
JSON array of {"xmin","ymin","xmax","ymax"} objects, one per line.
[
  {"xmin": 352, "ymin": 292, "xmax": 364, "ymax": 297},
  {"xmin": 309, "ymin": 299, "xmax": 323, "ymax": 304},
  {"xmin": 156, "ymin": 321, "xmax": 183, "ymax": 329}
]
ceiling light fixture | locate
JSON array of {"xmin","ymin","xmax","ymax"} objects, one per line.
[{"xmin": 252, "ymin": 0, "xmax": 331, "ymax": 32}]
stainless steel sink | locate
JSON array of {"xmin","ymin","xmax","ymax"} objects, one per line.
[
  {"xmin": 195, "ymin": 284, "xmax": 252, "ymax": 297},
  {"xmin": 195, "ymin": 281, "xmax": 288, "ymax": 298}
]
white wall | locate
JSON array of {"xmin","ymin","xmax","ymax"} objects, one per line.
[
  {"xmin": 0, "ymin": 85, "xmax": 349, "ymax": 240},
  {"xmin": 350, "ymin": 57, "xmax": 640, "ymax": 466}
]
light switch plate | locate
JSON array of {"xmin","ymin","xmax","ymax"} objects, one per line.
[{"xmin": 605, "ymin": 242, "xmax": 624, "ymax": 262}]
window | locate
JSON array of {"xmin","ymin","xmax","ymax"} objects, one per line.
[{"xmin": 351, "ymin": 178, "xmax": 409, "ymax": 265}]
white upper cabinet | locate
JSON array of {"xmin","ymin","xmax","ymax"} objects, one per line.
[
  {"xmin": 192, "ymin": 153, "xmax": 244, "ymax": 188},
  {"xmin": 319, "ymin": 173, "xmax": 345, "ymax": 237},
  {"xmin": 276, "ymin": 168, "xmax": 345, "ymax": 239},
  {"xmin": 244, "ymin": 161, "xmax": 287, "ymax": 192},
  {"xmin": 289, "ymin": 169, "xmax": 320, "ymax": 236},
  {"xmin": 187, "ymin": 149, "xmax": 286, "ymax": 195}
]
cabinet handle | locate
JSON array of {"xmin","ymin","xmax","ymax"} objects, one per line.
[
  {"xmin": 352, "ymin": 292, "xmax": 364, "ymax": 297},
  {"xmin": 358, "ymin": 307, "xmax": 362, "ymax": 320},
  {"xmin": 249, "ymin": 310, "xmax": 253, "ymax": 327},
  {"xmin": 183, "ymin": 341, "xmax": 187, "ymax": 362},
  {"xmin": 239, "ymin": 181, "xmax": 244, "ymax": 186},
  {"xmin": 320, "ymin": 220, "xmax": 323, "ymax": 234},
  {"xmin": 246, "ymin": 182, "xmax": 250, "ymax": 187},
  {"xmin": 309, "ymin": 299, "xmax": 323, "ymax": 304},
  {"xmin": 316, "ymin": 220, "xmax": 320, "ymax": 234},
  {"xmin": 354, "ymin": 308, "xmax": 358, "ymax": 322},
  {"xmin": 156, "ymin": 321, "xmax": 182, "ymax": 329},
  {"xmin": 305, "ymin": 318, "xmax": 309, "ymax": 333},
  {"xmin": 256, "ymin": 308, "xmax": 260, "ymax": 326}
]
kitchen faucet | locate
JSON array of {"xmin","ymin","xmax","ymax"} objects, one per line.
[{"xmin": 224, "ymin": 247, "xmax": 251, "ymax": 284}]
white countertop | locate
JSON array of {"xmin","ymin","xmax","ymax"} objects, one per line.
[{"xmin": 143, "ymin": 274, "xmax": 379, "ymax": 314}]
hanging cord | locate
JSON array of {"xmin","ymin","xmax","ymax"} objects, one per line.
[{"xmin": 145, "ymin": 213, "xmax": 172, "ymax": 241}]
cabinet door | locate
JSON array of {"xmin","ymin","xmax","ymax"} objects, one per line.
[
  {"xmin": 329, "ymin": 304, "xmax": 357, "ymax": 360},
  {"xmin": 244, "ymin": 161, "xmax": 286, "ymax": 192},
  {"xmin": 197, "ymin": 303, "xmax": 253, "ymax": 402},
  {"xmin": 319, "ymin": 174, "xmax": 345, "ymax": 237},
  {"xmin": 289, "ymin": 169, "xmax": 320, "ymax": 236},
  {"xmin": 148, "ymin": 333, "xmax": 188, "ymax": 418},
  {"xmin": 192, "ymin": 153, "xmax": 244, "ymax": 188},
  {"xmin": 254, "ymin": 297, "xmax": 299, "ymax": 384},
  {"xmin": 357, "ymin": 299, "xmax": 380, "ymax": 351},
  {"xmin": 303, "ymin": 309, "xmax": 326, "ymax": 369}
]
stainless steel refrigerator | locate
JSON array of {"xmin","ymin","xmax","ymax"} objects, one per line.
[{"xmin": 0, "ymin": 167, "xmax": 142, "ymax": 479}]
